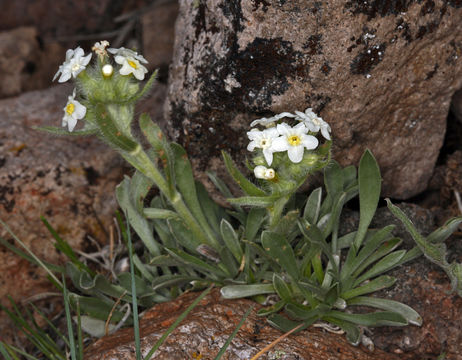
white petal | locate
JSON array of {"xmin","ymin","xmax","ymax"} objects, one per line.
[
  {"xmin": 264, "ymin": 127, "xmax": 279, "ymax": 138},
  {"xmin": 293, "ymin": 122, "xmax": 308, "ymax": 134},
  {"xmin": 133, "ymin": 66, "xmax": 147, "ymax": 80},
  {"xmin": 81, "ymin": 53, "xmax": 92, "ymax": 66},
  {"xmin": 271, "ymin": 136, "xmax": 289, "ymax": 152},
  {"xmin": 74, "ymin": 101, "xmax": 87, "ymax": 119},
  {"xmin": 114, "ymin": 55, "xmax": 126, "ymax": 65},
  {"xmin": 58, "ymin": 70, "xmax": 72, "ymax": 83},
  {"xmin": 262, "ymin": 148, "xmax": 273, "ymax": 166},
  {"xmin": 67, "ymin": 116, "xmax": 78, "ymax": 132},
  {"xmin": 301, "ymin": 135, "xmax": 319, "ymax": 150},
  {"xmin": 119, "ymin": 62, "xmax": 133, "ymax": 75},
  {"xmin": 321, "ymin": 126, "xmax": 331, "ymax": 140},
  {"xmin": 304, "ymin": 120, "xmax": 319, "ymax": 132},
  {"xmin": 247, "ymin": 141, "xmax": 257, "ymax": 151},
  {"xmin": 74, "ymin": 47, "xmax": 84, "ymax": 58},
  {"xmin": 276, "ymin": 112, "xmax": 296, "ymax": 119},
  {"xmin": 276, "ymin": 123, "xmax": 291, "ymax": 136},
  {"xmin": 287, "ymin": 146, "xmax": 304, "ymax": 163},
  {"xmin": 65, "ymin": 49, "xmax": 75, "ymax": 61}
]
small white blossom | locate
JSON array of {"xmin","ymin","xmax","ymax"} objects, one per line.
[
  {"xmin": 92, "ymin": 40, "xmax": 110, "ymax": 58},
  {"xmin": 254, "ymin": 165, "xmax": 275, "ymax": 180},
  {"xmin": 247, "ymin": 127, "xmax": 279, "ymax": 166},
  {"xmin": 272, "ymin": 123, "xmax": 319, "ymax": 163},
  {"xmin": 108, "ymin": 47, "xmax": 148, "ymax": 64},
  {"xmin": 250, "ymin": 112, "xmax": 295, "ymax": 128},
  {"xmin": 62, "ymin": 90, "xmax": 86, "ymax": 132},
  {"xmin": 53, "ymin": 47, "xmax": 92, "ymax": 83},
  {"xmin": 294, "ymin": 108, "xmax": 332, "ymax": 140}
]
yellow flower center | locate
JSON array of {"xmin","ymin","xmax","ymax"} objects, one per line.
[
  {"xmin": 66, "ymin": 103, "xmax": 75, "ymax": 115},
  {"xmin": 288, "ymin": 135, "xmax": 301, "ymax": 146},
  {"xmin": 128, "ymin": 60, "xmax": 138, "ymax": 69},
  {"xmin": 71, "ymin": 63, "xmax": 81, "ymax": 72}
]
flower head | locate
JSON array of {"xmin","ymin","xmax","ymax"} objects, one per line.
[
  {"xmin": 108, "ymin": 47, "xmax": 148, "ymax": 64},
  {"xmin": 272, "ymin": 123, "xmax": 319, "ymax": 163},
  {"xmin": 108, "ymin": 47, "xmax": 148, "ymax": 80},
  {"xmin": 295, "ymin": 108, "xmax": 331, "ymax": 140},
  {"xmin": 62, "ymin": 90, "xmax": 86, "ymax": 132},
  {"xmin": 247, "ymin": 127, "xmax": 279, "ymax": 165},
  {"xmin": 53, "ymin": 47, "xmax": 92, "ymax": 83},
  {"xmin": 250, "ymin": 112, "xmax": 295, "ymax": 128},
  {"xmin": 254, "ymin": 165, "xmax": 276, "ymax": 180},
  {"xmin": 92, "ymin": 40, "xmax": 110, "ymax": 59}
]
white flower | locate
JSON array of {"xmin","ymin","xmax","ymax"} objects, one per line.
[
  {"xmin": 272, "ymin": 123, "xmax": 319, "ymax": 163},
  {"xmin": 92, "ymin": 40, "xmax": 110, "ymax": 58},
  {"xmin": 294, "ymin": 108, "xmax": 332, "ymax": 140},
  {"xmin": 247, "ymin": 127, "xmax": 279, "ymax": 165},
  {"xmin": 250, "ymin": 112, "xmax": 295, "ymax": 128},
  {"xmin": 254, "ymin": 165, "xmax": 275, "ymax": 180},
  {"xmin": 53, "ymin": 47, "xmax": 92, "ymax": 83},
  {"xmin": 108, "ymin": 47, "xmax": 149, "ymax": 80},
  {"xmin": 108, "ymin": 47, "xmax": 148, "ymax": 64},
  {"xmin": 62, "ymin": 90, "xmax": 86, "ymax": 132}
]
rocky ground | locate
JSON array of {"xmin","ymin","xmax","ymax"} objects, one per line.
[{"xmin": 0, "ymin": 0, "xmax": 461, "ymax": 359}]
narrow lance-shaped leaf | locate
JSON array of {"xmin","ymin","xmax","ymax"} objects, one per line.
[
  {"xmin": 347, "ymin": 296, "xmax": 422, "ymax": 326},
  {"xmin": 222, "ymin": 151, "xmax": 266, "ymax": 196},
  {"xmin": 262, "ymin": 231, "xmax": 299, "ymax": 280},
  {"xmin": 116, "ymin": 177, "xmax": 161, "ymax": 256},
  {"xmin": 171, "ymin": 143, "xmax": 217, "ymax": 247},
  {"xmin": 220, "ymin": 284, "xmax": 275, "ymax": 299},
  {"xmin": 354, "ymin": 150, "xmax": 381, "ymax": 250},
  {"xmin": 220, "ymin": 219, "xmax": 243, "ymax": 262},
  {"xmin": 303, "ymin": 187, "xmax": 322, "ymax": 225},
  {"xmin": 353, "ymin": 250, "xmax": 406, "ymax": 286}
]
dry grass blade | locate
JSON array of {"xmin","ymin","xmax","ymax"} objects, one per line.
[{"xmin": 249, "ymin": 323, "xmax": 304, "ymax": 360}]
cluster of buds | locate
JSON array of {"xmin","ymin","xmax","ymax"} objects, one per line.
[
  {"xmin": 52, "ymin": 41, "xmax": 154, "ymax": 155},
  {"xmin": 247, "ymin": 108, "xmax": 332, "ymax": 185}
]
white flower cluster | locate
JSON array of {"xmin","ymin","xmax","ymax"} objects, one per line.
[
  {"xmin": 247, "ymin": 108, "xmax": 331, "ymax": 178},
  {"xmin": 53, "ymin": 41, "xmax": 149, "ymax": 131}
]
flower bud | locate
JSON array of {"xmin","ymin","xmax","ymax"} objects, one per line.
[
  {"xmin": 254, "ymin": 165, "xmax": 267, "ymax": 179},
  {"xmin": 102, "ymin": 64, "xmax": 114, "ymax": 77},
  {"xmin": 264, "ymin": 168, "xmax": 275, "ymax": 180}
]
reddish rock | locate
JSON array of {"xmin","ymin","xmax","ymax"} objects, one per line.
[
  {"xmin": 85, "ymin": 289, "xmax": 401, "ymax": 360},
  {"xmin": 164, "ymin": 0, "xmax": 462, "ymax": 199},
  {"xmin": 0, "ymin": 85, "xmax": 125, "ymax": 334}
]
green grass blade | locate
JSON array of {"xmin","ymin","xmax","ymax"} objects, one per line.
[
  {"xmin": 125, "ymin": 221, "xmax": 141, "ymax": 360},
  {"xmin": 144, "ymin": 285, "xmax": 213, "ymax": 360},
  {"xmin": 213, "ymin": 306, "xmax": 254, "ymax": 360},
  {"xmin": 0, "ymin": 219, "xmax": 63, "ymax": 288},
  {"xmin": 40, "ymin": 217, "xmax": 95, "ymax": 276},
  {"xmin": 63, "ymin": 275, "xmax": 77, "ymax": 360}
]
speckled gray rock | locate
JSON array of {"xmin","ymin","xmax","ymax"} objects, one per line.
[
  {"xmin": 0, "ymin": 85, "xmax": 125, "ymax": 306},
  {"xmin": 164, "ymin": 0, "xmax": 462, "ymax": 199}
]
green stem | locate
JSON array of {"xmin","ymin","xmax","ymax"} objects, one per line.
[{"xmin": 122, "ymin": 149, "xmax": 219, "ymax": 249}]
